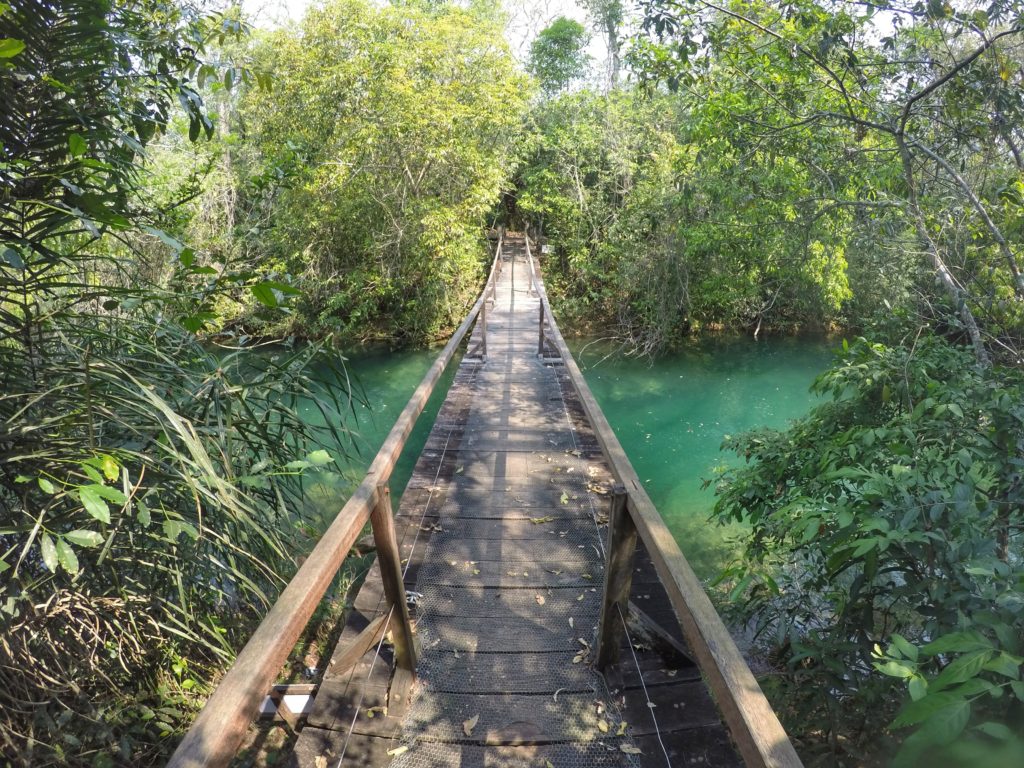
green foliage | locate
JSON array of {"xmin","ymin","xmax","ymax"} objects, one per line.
[
  {"xmin": 520, "ymin": 82, "xmax": 858, "ymax": 353},
  {"xmin": 186, "ymin": 0, "xmax": 530, "ymax": 345},
  {"xmin": 634, "ymin": 0, "xmax": 1024, "ymax": 362},
  {"xmin": 0, "ymin": 1, "xmax": 356, "ymax": 763},
  {"xmin": 714, "ymin": 335, "xmax": 1024, "ymax": 763},
  {"xmin": 527, "ymin": 16, "xmax": 591, "ymax": 95}
]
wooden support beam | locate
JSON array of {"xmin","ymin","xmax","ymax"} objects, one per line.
[
  {"xmin": 596, "ymin": 486, "xmax": 635, "ymax": 672},
  {"xmin": 371, "ymin": 485, "xmax": 417, "ymax": 718},
  {"xmin": 260, "ymin": 685, "xmax": 316, "ymax": 724},
  {"xmin": 328, "ymin": 613, "xmax": 389, "ymax": 679},
  {"xmin": 267, "ymin": 691, "xmax": 301, "ymax": 729},
  {"xmin": 626, "ymin": 600, "xmax": 695, "ymax": 666},
  {"xmin": 371, "ymin": 485, "xmax": 416, "ymax": 675}
]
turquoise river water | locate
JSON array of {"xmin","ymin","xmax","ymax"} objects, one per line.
[{"xmin": 304, "ymin": 336, "xmax": 834, "ymax": 580}]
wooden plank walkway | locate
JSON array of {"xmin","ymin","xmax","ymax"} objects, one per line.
[{"xmin": 288, "ymin": 235, "xmax": 742, "ymax": 768}]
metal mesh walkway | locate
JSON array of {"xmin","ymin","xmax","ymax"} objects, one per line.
[{"xmin": 384, "ymin": 236, "xmax": 641, "ymax": 768}]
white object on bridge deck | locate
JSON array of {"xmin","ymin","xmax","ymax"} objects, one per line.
[{"xmin": 259, "ymin": 694, "xmax": 313, "ymax": 718}]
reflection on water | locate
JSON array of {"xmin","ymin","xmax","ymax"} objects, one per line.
[{"xmin": 569, "ymin": 335, "xmax": 834, "ymax": 580}]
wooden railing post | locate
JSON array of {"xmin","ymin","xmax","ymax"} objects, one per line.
[
  {"xmin": 480, "ymin": 298, "xmax": 488, "ymax": 359},
  {"xmin": 595, "ymin": 486, "xmax": 635, "ymax": 671},
  {"xmin": 370, "ymin": 484, "xmax": 417, "ymax": 709},
  {"xmin": 537, "ymin": 302, "xmax": 545, "ymax": 357}
]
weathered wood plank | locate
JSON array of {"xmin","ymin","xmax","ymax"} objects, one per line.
[
  {"xmin": 288, "ymin": 728, "xmax": 400, "ymax": 768},
  {"xmin": 596, "ymin": 487, "xmax": 636, "ymax": 671}
]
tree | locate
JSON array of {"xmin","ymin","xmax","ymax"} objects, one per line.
[
  {"xmin": 0, "ymin": 2, "xmax": 353, "ymax": 763},
  {"xmin": 580, "ymin": 0, "xmax": 624, "ymax": 87},
  {"xmin": 715, "ymin": 337, "xmax": 1024, "ymax": 766},
  {"xmin": 527, "ymin": 16, "xmax": 591, "ymax": 95},
  {"xmin": 636, "ymin": 0, "xmax": 1024, "ymax": 365},
  {"xmin": 211, "ymin": 0, "xmax": 529, "ymax": 343}
]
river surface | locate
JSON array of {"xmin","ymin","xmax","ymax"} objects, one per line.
[
  {"xmin": 567, "ymin": 336, "xmax": 833, "ymax": 579},
  {"xmin": 305, "ymin": 336, "xmax": 833, "ymax": 579}
]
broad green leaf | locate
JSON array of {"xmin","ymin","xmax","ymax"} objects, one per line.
[
  {"xmin": 79, "ymin": 486, "xmax": 111, "ymax": 524},
  {"xmin": 141, "ymin": 226, "xmax": 185, "ymax": 254},
  {"xmin": 890, "ymin": 634, "xmax": 918, "ymax": 662},
  {"xmin": 68, "ymin": 133, "xmax": 87, "ymax": 157},
  {"xmin": 908, "ymin": 675, "xmax": 927, "ymax": 701},
  {"xmin": 98, "ymin": 454, "xmax": 119, "ymax": 482},
  {"xmin": 893, "ymin": 691, "xmax": 965, "ymax": 728},
  {"xmin": 931, "ymin": 650, "xmax": 992, "ymax": 692},
  {"xmin": 64, "ymin": 529, "xmax": 103, "ymax": 548},
  {"xmin": 875, "ymin": 660, "xmax": 914, "ymax": 679},
  {"xmin": 81, "ymin": 464, "xmax": 104, "ymax": 484},
  {"xmin": 982, "ymin": 652, "xmax": 1021, "ymax": 680},
  {"xmin": 83, "ymin": 483, "xmax": 127, "ymax": 504},
  {"xmin": 56, "ymin": 538, "xmax": 79, "ymax": 574},
  {"xmin": 306, "ymin": 449, "xmax": 333, "ymax": 465},
  {"xmin": 137, "ymin": 500, "xmax": 151, "ymax": 528},
  {"xmin": 850, "ymin": 538, "xmax": 877, "ymax": 557},
  {"xmin": 0, "ymin": 37, "xmax": 24, "ymax": 57},
  {"xmin": 250, "ymin": 282, "xmax": 277, "ymax": 307},
  {"xmin": 40, "ymin": 533, "xmax": 58, "ymax": 572},
  {"xmin": 976, "ymin": 722, "xmax": 1014, "ymax": 741},
  {"xmin": 261, "ymin": 279, "xmax": 300, "ymax": 295},
  {"xmin": 163, "ymin": 519, "xmax": 199, "ymax": 543},
  {"xmin": 38, "ymin": 477, "xmax": 55, "ymax": 494},
  {"xmin": 922, "ymin": 631, "xmax": 993, "ymax": 656},
  {"xmin": 164, "ymin": 519, "xmax": 182, "ymax": 542}
]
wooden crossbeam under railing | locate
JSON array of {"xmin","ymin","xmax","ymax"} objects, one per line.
[
  {"xmin": 523, "ymin": 234, "xmax": 804, "ymax": 768},
  {"xmin": 167, "ymin": 233, "xmax": 504, "ymax": 768}
]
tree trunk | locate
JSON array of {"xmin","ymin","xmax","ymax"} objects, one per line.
[
  {"xmin": 898, "ymin": 140, "xmax": 991, "ymax": 367},
  {"xmin": 606, "ymin": 17, "xmax": 620, "ymax": 89}
]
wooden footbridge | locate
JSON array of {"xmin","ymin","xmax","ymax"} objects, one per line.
[{"xmin": 169, "ymin": 233, "xmax": 802, "ymax": 768}]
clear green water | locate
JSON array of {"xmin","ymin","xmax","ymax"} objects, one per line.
[
  {"xmin": 297, "ymin": 346, "xmax": 450, "ymax": 526},
  {"xmin": 568, "ymin": 335, "xmax": 834, "ymax": 580},
  {"xmin": 302, "ymin": 337, "xmax": 833, "ymax": 577}
]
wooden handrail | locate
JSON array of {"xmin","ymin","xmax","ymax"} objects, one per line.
[
  {"xmin": 523, "ymin": 236, "xmax": 803, "ymax": 768},
  {"xmin": 168, "ymin": 236, "xmax": 504, "ymax": 768}
]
